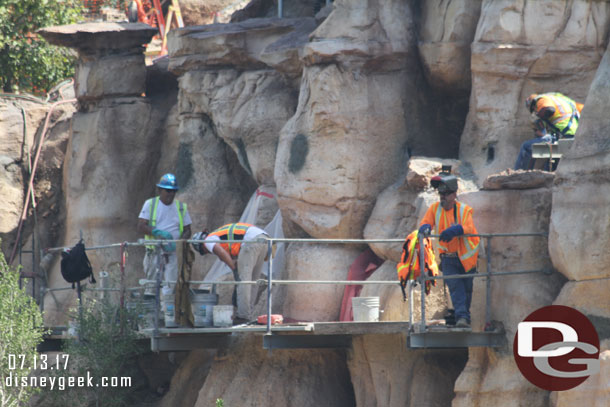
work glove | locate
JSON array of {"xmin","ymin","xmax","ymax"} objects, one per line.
[
  {"xmin": 151, "ymin": 229, "xmax": 175, "ymax": 252},
  {"xmin": 439, "ymin": 225, "xmax": 464, "ymax": 242},
  {"xmin": 418, "ymin": 224, "xmax": 432, "ymax": 236}
]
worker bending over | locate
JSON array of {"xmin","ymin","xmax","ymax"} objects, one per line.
[
  {"xmin": 192, "ymin": 223, "xmax": 269, "ymax": 323},
  {"xmin": 419, "ymin": 172, "xmax": 480, "ymax": 328},
  {"xmin": 137, "ymin": 173, "xmax": 192, "ymax": 296},
  {"xmin": 516, "ymin": 92, "xmax": 583, "ymax": 170}
]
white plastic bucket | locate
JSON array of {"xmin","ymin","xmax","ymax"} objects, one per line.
[
  {"xmin": 190, "ymin": 290, "xmax": 218, "ymax": 327},
  {"xmin": 352, "ymin": 296, "xmax": 380, "ymax": 322},
  {"xmin": 213, "ymin": 305, "xmax": 234, "ymax": 327},
  {"xmin": 161, "ymin": 294, "xmax": 178, "ymax": 328}
]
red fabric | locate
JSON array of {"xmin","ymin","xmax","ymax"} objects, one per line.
[{"xmin": 339, "ymin": 248, "xmax": 384, "ymax": 321}]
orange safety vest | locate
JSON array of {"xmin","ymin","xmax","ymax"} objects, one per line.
[
  {"xmin": 207, "ymin": 223, "xmax": 252, "ymax": 257},
  {"xmin": 396, "ymin": 230, "xmax": 439, "ymax": 299},
  {"xmin": 427, "ymin": 201, "xmax": 480, "ymax": 273},
  {"xmin": 534, "ymin": 93, "xmax": 581, "ymax": 137}
]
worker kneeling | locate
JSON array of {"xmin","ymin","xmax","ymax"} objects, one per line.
[
  {"xmin": 419, "ymin": 171, "xmax": 480, "ymax": 328},
  {"xmin": 192, "ymin": 223, "xmax": 269, "ymax": 322}
]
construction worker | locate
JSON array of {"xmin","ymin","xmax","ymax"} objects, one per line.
[
  {"xmin": 516, "ymin": 93, "xmax": 583, "ymax": 170},
  {"xmin": 514, "ymin": 119, "xmax": 553, "ymax": 170},
  {"xmin": 418, "ymin": 171, "xmax": 480, "ymax": 328},
  {"xmin": 192, "ymin": 223, "xmax": 269, "ymax": 322},
  {"xmin": 137, "ymin": 173, "xmax": 192, "ymax": 296}
]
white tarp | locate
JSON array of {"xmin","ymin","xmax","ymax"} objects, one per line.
[{"xmin": 201, "ymin": 186, "xmax": 285, "ymax": 286}]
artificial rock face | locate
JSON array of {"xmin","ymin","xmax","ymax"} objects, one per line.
[{"xmin": 459, "ymin": 0, "xmax": 610, "ymax": 183}]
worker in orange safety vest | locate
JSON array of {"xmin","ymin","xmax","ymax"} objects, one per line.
[
  {"xmin": 192, "ymin": 223, "xmax": 269, "ymax": 323},
  {"xmin": 419, "ymin": 171, "xmax": 479, "ymax": 328},
  {"xmin": 516, "ymin": 92, "xmax": 584, "ymax": 170}
]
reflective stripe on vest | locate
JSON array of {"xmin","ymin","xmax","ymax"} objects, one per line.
[
  {"xmin": 432, "ymin": 201, "xmax": 480, "ymax": 272},
  {"xmin": 208, "ymin": 223, "xmax": 251, "ymax": 257},
  {"xmin": 536, "ymin": 93, "xmax": 578, "ymax": 136},
  {"xmin": 144, "ymin": 197, "xmax": 186, "ymax": 248}
]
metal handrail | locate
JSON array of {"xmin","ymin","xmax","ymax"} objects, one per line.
[{"xmin": 42, "ymin": 232, "xmax": 550, "ymax": 341}]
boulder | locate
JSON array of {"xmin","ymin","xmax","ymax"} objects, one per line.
[
  {"xmin": 38, "ymin": 22, "xmax": 156, "ymax": 52},
  {"xmin": 178, "ymin": 69, "xmax": 298, "ymax": 185},
  {"xmin": 168, "ymin": 18, "xmax": 316, "ymax": 76},
  {"xmin": 459, "ymin": 0, "xmax": 609, "ymax": 182},
  {"xmin": 282, "ymin": 243, "xmax": 363, "ymax": 321},
  {"xmin": 483, "ymin": 169, "xmax": 555, "ymax": 190},
  {"xmin": 193, "ymin": 336, "xmax": 355, "ymax": 406},
  {"xmin": 39, "ymin": 23, "xmax": 157, "ymax": 102},
  {"xmin": 349, "ymin": 334, "xmax": 467, "ymax": 407},
  {"xmin": 549, "ymin": 41, "xmax": 610, "ymax": 281},
  {"xmin": 418, "ymin": 0, "xmax": 481, "ymax": 91},
  {"xmin": 275, "ymin": 63, "xmax": 413, "ymax": 238},
  {"xmin": 0, "ymin": 99, "xmax": 49, "ymax": 240},
  {"xmin": 303, "ymin": 0, "xmax": 415, "ymax": 67}
]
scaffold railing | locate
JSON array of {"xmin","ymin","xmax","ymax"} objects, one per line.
[{"xmin": 39, "ymin": 232, "xmax": 549, "ymax": 343}]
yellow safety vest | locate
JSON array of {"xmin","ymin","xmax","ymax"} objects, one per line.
[{"xmin": 144, "ymin": 197, "xmax": 186, "ymax": 250}]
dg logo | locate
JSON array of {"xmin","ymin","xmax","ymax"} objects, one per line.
[{"xmin": 513, "ymin": 305, "xmax": 600, "ymax": 391}]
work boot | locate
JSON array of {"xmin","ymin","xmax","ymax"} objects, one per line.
[{"xmin": 455, "ymin": 318, "xmax": 470, "ymax": 328}]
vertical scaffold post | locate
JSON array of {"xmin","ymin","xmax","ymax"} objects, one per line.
[
  {"xmin": 278, "ymin": 0, "xmax": 283, "ymax": 18},
  {"xmin": 418, "ymin": 234, "xmax": 426, "ymax": 332},
  {"xmin": 152, "ymin": 247, "xmax": 163, "ymax": 352},
  {"xmin": 485, "ymin": 236, "xmax": 492, "ymax": 329},
  {"xmin": 266, "ymin": 239, "xmax": 273, "ymax": 336},
  {"xmin": 408, "ymin": 280, "xmax": 413, "ymax": 328}
]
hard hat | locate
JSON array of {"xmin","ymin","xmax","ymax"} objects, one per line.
[
  {"xmin": 191, "ymin": 231, "xmax": 209, "ymax": 255},
  {"xmin": 157, "ymin": 173, "xmax": 179, "ymax": 190},
  {"xmin": 431, "ymin": 175, "xmax": 458, "ymax": 193},
  {"xmin": 525, "ymin": 94, "xmax": 539, "ymax": 112}
]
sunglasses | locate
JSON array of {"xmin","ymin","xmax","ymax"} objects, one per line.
[
  {"xmin": 438, "ymin": 190, "xmax": 454, "ymax": 196},
  {"xmin": 162, "ymin": 188, "xmax": 176, "ymax": 194}
]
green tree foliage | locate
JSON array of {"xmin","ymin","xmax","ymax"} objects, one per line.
[
  {"xmin": 0, "ymin": 248, "xmax": 45, "ymax": 407},
  {"xmin": 0, "ymin": 0, "xmax": 83, "ymax": 94}
]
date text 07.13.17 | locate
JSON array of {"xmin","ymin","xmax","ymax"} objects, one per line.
[{"xmin": 7, "ymin": 354, "xmax": 70, "ymax": 370}]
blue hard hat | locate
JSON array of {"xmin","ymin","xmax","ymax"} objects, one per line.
[{"xmin": 157, "ymin": 173, "xmax": 179, "ymax": 190}]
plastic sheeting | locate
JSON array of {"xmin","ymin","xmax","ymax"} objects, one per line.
[{"xmin": 202, "ymin": 186, "xmax": 286, "ymax": 287}]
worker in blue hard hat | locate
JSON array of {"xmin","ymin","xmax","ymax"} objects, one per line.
[{"xmin": 137, "ymin": 173, "xmax": 192, "ymax": 296}]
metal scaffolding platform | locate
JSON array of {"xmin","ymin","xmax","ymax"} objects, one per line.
[{"xmin": 136, "ymin": 321, "xmax": 506, "ymax": 351}]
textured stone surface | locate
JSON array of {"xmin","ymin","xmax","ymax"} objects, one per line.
[
  {"xmin": 168, "ymin": 18, "xmax": 315, "ymax": 75},
  {"xmin": 193, "ymin": 336, "xmax": 355, "ymax": 407},
  {"xmin": 460, "ymin": 0, "xmax": 610, "ymax": 183},
  {"xmin": 38, "ymin": 22, "xmax": 156, "ymax": 52},
  {"xmin": 282, "ymin": 243, "xmax": 362, "ymax": 321},
  {"xmin": 274, "ymin": 63, "xmax": 414, "ymax": 238},
  {"xmin": 483, "ymin": 169, "xmax": 555, "ymax": 190},
  {"xmin": 549, "ymin": 41, "xmax": 610, "ymax": 281},
  {"xmin": 178, "ymin": 69, "xmax": 297, "ymax": 185},
  {"xmin": 418, "ymin": 0, "xmax": 481, "ymax": 91}
]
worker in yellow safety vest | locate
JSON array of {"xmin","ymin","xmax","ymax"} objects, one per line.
[
  {"xmin": 419, "ymin": 171, "xmax": 479, "ymax": 328},
  {"xmin": 192, "ymin": 223, "xmax": 269, "ymax": 323},
  {"xmin": 137, "ymin": 173, "xmax": 192, "ymax": 296},
  {"xmin": 516, "ymin": 92, "xmax": 584, "ymax": 170}
]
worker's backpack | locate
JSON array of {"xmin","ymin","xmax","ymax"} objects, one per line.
[{"xmin": 60, "ymin": 240, "xmax": 95, "ymax": 288}]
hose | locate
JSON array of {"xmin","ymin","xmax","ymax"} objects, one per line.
[{"xmin": 8, "ymin": 98, "xmax": 77, "ymax": 265}]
